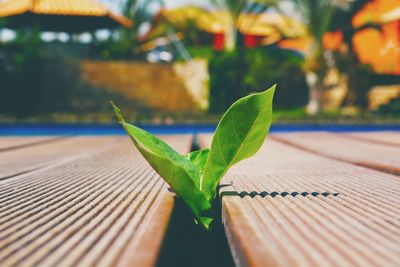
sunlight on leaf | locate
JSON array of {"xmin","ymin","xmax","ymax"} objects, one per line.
[
  {"xmin": 201, "ymin": 85, "xmax": 276, "ymax": 200},
  {"xmin": 112, "ymin": 102, "xmax": 213, "ymax": 229},
  {"xmin": 112, "ymin": 85, "xmax": 275, "ymax": 229}
]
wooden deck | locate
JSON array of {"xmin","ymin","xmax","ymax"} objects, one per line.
[
  {"xmin": 200, "ymin": 131, "xmax": 400, "ymax": 267},
  {"xmin": 0, "ymin": 135, "xmax": 191, "ymax": 267},
  {"xmin": 272, "ymin": 132, "xmax": 400, "ymax": 175},
  {"xmin": 0, "ymin": 131, "xmax": 399, "ymax": 267}
]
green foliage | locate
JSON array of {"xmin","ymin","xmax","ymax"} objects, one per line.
[
  {"xmin": 282, "ymin": 0, "xmax": 354, "ymax": 114},
  {"xmin": 210, "ymin": 0, "xmax": 276, "ymax": 19},
  {"xmin": 179, "ymin": 22, "xmax": 214, "ymax": 48},
  {"xmin": 378, "ymin": 96, "xmax": 400, "ymax": 115},
  {"xmin": 0, "ymin": 28, "xmax": 44, "ymax": 117},
  {"xmin": 100, "ymin": 0, "xmax": 162, "ymax": 59},
  {"xmin": 208, "ymin": 50, "xmax": 248, "ymax": 113},
  {"xmin": 209, "ymin": 47, "xmax": 307, "ymax": 113},
  {"xmin": 0, "ymin": 19, "xmax": 6, "ymax": 29},
  {"xmin": 113, "ymin": 85, "xmax": 276, "ymax": 229},
  {"xmin": 210, "ymin": 0, "xmax": 276, "ymax": 50},
  {"xmin": 0, "ymin": 49, "xmax": 136, "ymax": 117},
  {"xmin": 289, "ymin": 0, "xmax": 345, "ymax": 45},
  {"xmin": 186, "ymin": 46, "xmax": 214, "ymax": 59},
  {"xmin": 330, "ymin": 0, "xmax": 374, "ymax": 42},
  {"xmin": 244, "ymin": 47, "xmax": 308, "ymax": 109},
  {"xmin": 335, "ymin": 52, "xmax": 373, "ymax": 109},
  {"xmin": 329, "ymin": 0, "xmax": 377, "ymax": 109}
]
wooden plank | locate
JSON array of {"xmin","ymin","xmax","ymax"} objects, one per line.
[
  {"xmin": 113, "ymin": 135, "xmax": 191, "ymax": 267},
  {"xmin": 0, "ymin": 136, "xmax": 121, "ymax": 180},
  {"xmin": 0, "ymin": 135, "xmax": 192, "ymax": 267},
  {"xmin": 0, "ymin": 136, "xmax": 70, "ymax": 152},
  {"xmin": 271, "ymin": 132, "xmax": 400, "ymax": 175},
  {"xmin": 200, "ymin": 134, "xmax": 400, "ymax": 267},
  {"xmin": 343, "ymin": 131, "xmax": 400, "ymax": 146}
]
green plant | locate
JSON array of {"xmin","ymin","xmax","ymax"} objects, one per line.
[{"xmin": 112, "ymin": 85, "xmax": 276, "ymax": 229}]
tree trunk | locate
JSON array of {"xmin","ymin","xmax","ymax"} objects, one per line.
[
  {"xmin": 305, "ymin": 71, "xmax": 323, "ymax": 114},
  {"xmin": 305, "ymin": 38, "xmax": 326, "ymax": 115},
  {"xmin": 224, "ymin": 16, "xmax": 237, "ymax": 51}
]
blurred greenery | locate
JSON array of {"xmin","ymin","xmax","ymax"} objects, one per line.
[
  {"xmin": 244, "ymin": 47, "xmax": 308, "ymax": 109},
  {"xmin": 284, "ymin": 0, "xmax": 356, "ymax": 114},
  {"xmin": 99, "ymin": 0, "xmax": 163, "ymax": 59},
  {"xmin": 208, "ymin": 50, "xmax": 247, "ymax": 113},
  {"xmin": 0, "ymin": 0, "xmax": 399, "ymax": 124},
  {"xmin": 331, "ymin": 0, "xmax": 377, "ymax": 110},
  {"xmin": 187, "ymin": 46, "xmax": 215, "ymax": 59},
  {"xmin": 208, "ymin": 46, "xmax": 308, "ymax": 113},
  {"xmin": 0, "ymin": 30, "xmax": 138, "ymax": 118},
  {"xmin": 1, "ymin": 107, "xmax": 399, "ymax": 124},
  {"xmin": 378, "ymin": 96, "xmax": 400, "ymax": 115},
  {"xmin": 335, "ymin": 52, "xmax": 374, "ymax": 109},
  {"xmin": 0, "ymin": 27, "xmax": 44, "ymax": 117},
  {"xmin": 210, "ymin": 0, "xmax": 277, "ymax": 50}
]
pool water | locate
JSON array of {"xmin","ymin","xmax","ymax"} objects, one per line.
[{"xmin": 0, "ymin": 123, "xmax": 399, "ymax": 136}]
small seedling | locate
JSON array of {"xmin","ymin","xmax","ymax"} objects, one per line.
[{"xmin": 112, "ymin": 85, "xmax": 275, "ymax": 230}]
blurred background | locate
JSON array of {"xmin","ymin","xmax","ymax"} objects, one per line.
[{"xmin": 0, "ymin": 0, "xmax": 399, "ymax": 126}]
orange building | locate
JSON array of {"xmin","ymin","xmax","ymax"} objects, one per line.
[
  {"xmin": 352, "ymin": 0, "xmax": 400, "ymax": 75},
  {"xmin": 278, "ymin": 0, "xmax": 400, "ymax": 75}
]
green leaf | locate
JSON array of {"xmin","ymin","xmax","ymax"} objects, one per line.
[
  {"xmin": 111, "ymin": 103, "xmax": 213, "ymax": 229},
  {"xmin": 111, "ymin": 84, "xmax": 276, "ymax": 228},
  {"xmin": 185, "ymin": 148, "xmax": 210, "ymax": 187},
  {"xmin": 201, "ymin": 85, "xmax": 276, "ymax": 200}
]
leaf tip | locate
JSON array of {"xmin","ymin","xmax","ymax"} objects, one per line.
[
  {"xmin": 267, "ymin": 84, "xmax": 277, "ymax": 95},
  {"xmin": 200, "ymin": 217, "xmax": 214, "ymax": 231},
  {"xmin": 111, "ymin": 101, "xmax": 125, "ymax": 124}
]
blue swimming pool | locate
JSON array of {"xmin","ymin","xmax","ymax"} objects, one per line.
[{"xmin": 0, "ymin": 123, "xmax": 399, "ymax": 136}]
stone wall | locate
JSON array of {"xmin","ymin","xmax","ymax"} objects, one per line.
[
  {"xmin": 80, "ymin": 59, "xmax": 209, "ymax": 113},
  {"xmin": 173, "ymin": 60, "xmax": 209, "ymax": 110}
]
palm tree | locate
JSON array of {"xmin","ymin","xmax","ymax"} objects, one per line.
[
  {"xmin": 282, "ymin": 0, "xmax": 354, "ymax": 114},
  {"xmin": 210, "ymin": 0, "xmax": 277, "ymax": 50},
  {"xmin": 113, "ymin": 0, "xmax": 163, "ymax": 58},
  {"xmin": 330, "ymin": 0, "xmax": 377, "ymax": 108}
]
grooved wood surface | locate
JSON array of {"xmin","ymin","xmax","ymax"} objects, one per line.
[
  {"xmin": 200, "ymin": 133, "xmax": 400, "ymax": 267},
  {"xmin": 0, "ymin": 135, "xmax": 191, "ymax": 267},
  {"xmin": 343, "ymin": 131, "xmax": 400, "ymax": 146},
  {"xmin": 0, "ymin": 136, "xmax": 66, "ymax": 151},
  {"xmin": 0, "ymin": 136, "xmax": 121, "ymax": 180},
  {"xmin": 272, "ymin": 132, "xmax": 400, "ymax": 175}
]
